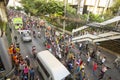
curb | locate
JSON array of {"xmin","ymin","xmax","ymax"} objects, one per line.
[{"xmin": 0, "ymin": 65, "xmax": 15, "ymax": 80}]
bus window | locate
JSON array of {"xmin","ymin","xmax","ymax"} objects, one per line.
[
  {"xmin": 37, "ymin": 58, "xmax": 50, "ymax": 78},
  {"xmin": 0, "ymin": 57, "xmax": 5, "ymax": 72}
]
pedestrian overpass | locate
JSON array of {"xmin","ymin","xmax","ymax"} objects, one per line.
[
  {"xmin": 72, "ymin": 31, "xmax": 120, "ymax": 43},
  {"xmin": 72, "ymin": 16, "xmax": 120, "ymax": 43}
]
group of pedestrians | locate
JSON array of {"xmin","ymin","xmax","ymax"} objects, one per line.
[
  {"xmin": 41, "ymin": 26, "xmax": 88, "ymax": 80},
  {"xmin": 7, "ymin": 9, "xmax": 42, "ymax": 80},
  {"xmin": 40, "ymin": 23, "xmax": 113, "ymax": 80},
  {"xmin": 8, "ymin": 42, "xmax": 38, "ymax": 80}
]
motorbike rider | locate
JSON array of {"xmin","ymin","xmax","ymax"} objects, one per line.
[
  {"xmin": 33, "ymin": 31, "xmax": 36, "ymax": 38},
  {"xmin": 32, "ymin": 46, "xmax": 36, "ymax": 58},
  {"xmin": 38, "ymin": 31, "xmax": 41, "ymax": 38}
]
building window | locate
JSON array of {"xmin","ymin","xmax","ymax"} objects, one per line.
[{"xmin": 0, "ymin": 57, "xmax": 5, "ymax": 72}]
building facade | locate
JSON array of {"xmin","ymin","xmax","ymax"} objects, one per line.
[
  {"xmin": 57, "ymin": 0, "xmax": 113, "ymax": 15},
  {"xmin": 7, "ymin": 0, "xmax": 114, "ymax": 15}
]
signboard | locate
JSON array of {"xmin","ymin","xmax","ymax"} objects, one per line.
[
  {"xmin": 13, "ymin": 17, "xmax": 23, "ymax": 29},
  {"xmin": 13, "ymin": 17, "xmax": 23, "ymax": 24}
]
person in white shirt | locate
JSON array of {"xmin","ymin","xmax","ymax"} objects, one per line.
[
  {"xmin": 79, "ymin": 43, "xmax": 82, "ymax": 51},
  {"xmin": 101, "ymin": 57, "xmax": 106, "ymax": 65}
]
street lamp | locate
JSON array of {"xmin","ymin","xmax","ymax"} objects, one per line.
[{"xmin": 63, "ymin": 0, "xmax": 67, "ymax": 34}]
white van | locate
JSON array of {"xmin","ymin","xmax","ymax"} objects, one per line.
[{"xmin": 36, "ymin": 50, "xmax": 70, "ymax": 80}]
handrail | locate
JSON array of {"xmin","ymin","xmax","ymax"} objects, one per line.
[{"xmin": 72, "ymin": 32, "xmax": 120, "ymax": 42}]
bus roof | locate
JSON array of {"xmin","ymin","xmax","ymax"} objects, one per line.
[{"xmin": 37, "ymin": 50, "xmax": 70, "ymax": 80}]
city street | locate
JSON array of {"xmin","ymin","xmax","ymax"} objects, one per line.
[
  {"xmin": 14, "ymin": 25, "xmax": 120, "ymax": 80},
  {"xmin": 5, "ymin": 10, "xmax": 119, "ymax": 79},
  {"xmin": 16, "ymin": 27, "xmax": 46, "ymax": 80},
  {"xmin": 0, "ymin": 0, "xmax": 120, "ymax": 80}
]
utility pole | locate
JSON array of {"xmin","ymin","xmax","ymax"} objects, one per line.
[{"xmin": 63, "ymin": 0, "xmax": 67, "ymax": 34}]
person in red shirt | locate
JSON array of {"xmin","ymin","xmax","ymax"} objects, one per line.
[
  {"xmin": 46, "ymin": 43, "xmax": 51, "ymax": 49},
  {"xmin": 93, "ymin": 61, "xmax": 98, "ymax": 76}
]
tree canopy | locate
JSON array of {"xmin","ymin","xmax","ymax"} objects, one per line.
[
  {"xmin": 111, "ymin": 0, "xmax": 120, "ymax": 15},
  {"xmin": 20, "ymin": 0, "xmax": 76, "ymax": 16}
]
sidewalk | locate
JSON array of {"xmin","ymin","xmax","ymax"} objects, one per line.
[
  {"xmin": 84, "ymin": 43, "xmax": 119, "ymax": 80},
  {"xmin": 0, "ymin": 65, "xmax": 15, "ymax": 80}
]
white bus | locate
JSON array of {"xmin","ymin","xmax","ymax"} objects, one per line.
[{"xmin": 36, "ymin": 50, "xmax": 70, "ymax": 80}]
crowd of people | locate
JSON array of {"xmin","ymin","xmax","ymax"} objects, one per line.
[
  {"xmin": 7, "ymin": 9, "xmax": 42, "ymax": 80},
  {"xmin": 6, "ymin": 9, "xmax": 113, "ymax": 80},
  {"xmin": 8, "ymin": 42, "xmax": 40, "ymax": 80},
  {"xmin": 42, "ymin": 26, "xmax": 111, "ymax": 80}
]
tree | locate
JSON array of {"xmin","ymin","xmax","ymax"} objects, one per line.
[
  {"xmin": 20, "ymin": 0, "xmax": 38, "ymax": 15},
  {"xmin": 20, "ymin": 0, "xmax": 76, "ymax": 16},
  {"xmin": 102, "ymin": 0, "xmax": 120, "ymax": 20},
  {"xmin": 110, "ymin": 0, "xmax": 120, "ymax": 15},
  {"xmin": 0, "ymin": 1, "xmax": 8, "ymax": 37},
  {"xmin": 89, "ymin": 13, "xmax": 104, "ymax": 22}
]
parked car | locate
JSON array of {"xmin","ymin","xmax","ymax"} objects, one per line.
[{"xmin": 21, "ymin": 32, "xmax": 32, "ymax": 42}]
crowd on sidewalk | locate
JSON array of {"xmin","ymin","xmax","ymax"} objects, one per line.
[
  {"xmin": 6, "ymin": 9, "xmax": 44, "ymax": 80},
  {"xmin": 8, "ymin": 42, "xmax": 40, "ymax": 80}
]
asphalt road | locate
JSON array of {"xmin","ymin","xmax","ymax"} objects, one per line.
[{"xmin": 17, "ymin": 28, "xmax": 46, "ymax": 80}]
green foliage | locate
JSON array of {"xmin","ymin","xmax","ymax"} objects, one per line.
[
  {"xmin": 9, "ymin": 6, "xmax": 15, "ymax": 10},
  {"xmin": 89, "ymin": 13, "xmax": 104, "ymax": 22},
  {"xmin": 0, "ymin": 21, "xmax": 6, "ymax": 31},
  {"xmin": 21, "ymin": 0, "xmax": 76, "ymax": 16},
  {"xmin": 65, "ymin": 22, "xmax": 77, "ymax": 31},
  {"xmin": 21, "ymin": 0, "xmax": 38, "ymax": 15},
  {"xmin": 111, "ymin": 0, "xmax": 120, "ymax": 15},
  {"xmin": 102, "ymin": 0, "xmax": 120, "ymax": 20},
  {"xmin": 103, "ymin": 9, "xmax": 113, "ymax": 20},
  {"xmin": 15, "ymin": 6, "xmax": 23, "ymax": 11},
  {"xmin": 80, "ymin": 14, "xmax": 88, "ymax": 21},
  {"xmin": 66, "ymin": 5, "xmax": 76, "ymax": 15}
]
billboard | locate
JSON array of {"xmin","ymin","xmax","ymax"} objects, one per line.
[{"xmin": 13, "ymin": 17, "xmax": 23, "ymax": 29}]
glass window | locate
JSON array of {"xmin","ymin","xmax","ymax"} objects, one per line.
[
  {"xmin": 37, "ymin": 58, "xmax": 50, "ymax": 77},
  {"xmin": 0, "ymin": 57, "xmax": 5, "ymax": 72}
]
